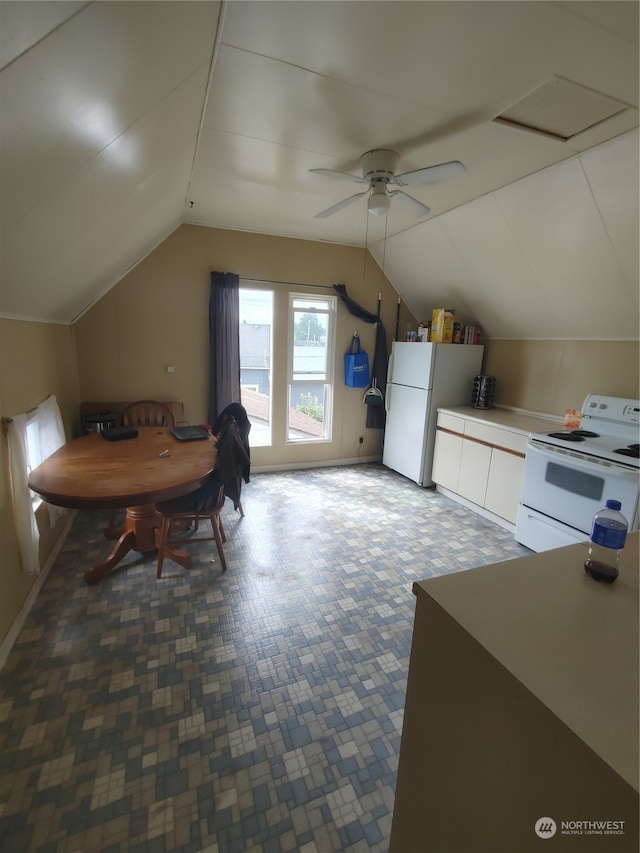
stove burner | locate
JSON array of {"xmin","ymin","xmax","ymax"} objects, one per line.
[
  {"xmin": 572, "ymin": 429, "xmax": 599, "ymax": 438},
  {"xmin": 547, "ymin": 431, "xmax": 585, "ymax": 442},
  {"xmin": 613, "ymin": 444, "xmax": 640, "ymax": 459}
]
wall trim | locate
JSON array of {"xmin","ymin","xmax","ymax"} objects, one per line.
[
  {"xmin": 0, "ymin": 510, "xmax": 77, "ymax": 671},
  {"xmin": 251, "ymin": 455, "xmax": 382, "ymax": 474}
]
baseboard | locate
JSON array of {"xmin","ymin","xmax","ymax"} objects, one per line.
[
  {"xmin": 434, "ymin": 485, "xmax": 516, "ymax": 534},
  {"xmin": 0, "ymin": 509, "xmax": 77, "ymax": 671},
  {"xmin": 252, "ymin": 455, "xmax": 382, "ymax": 474}
]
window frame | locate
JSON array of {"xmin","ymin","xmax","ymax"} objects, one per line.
[{"xmin": 286, "ymin": 292, "xmax": 336, "ymax": 444}]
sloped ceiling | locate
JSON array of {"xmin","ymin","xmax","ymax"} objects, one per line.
[{"xmin": 0, "ymin": 1, "xmax": 638, "ymax": 338}]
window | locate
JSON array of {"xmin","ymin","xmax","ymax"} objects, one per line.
[
  {"xmin": 287, "ymin": 294, "xmax": 336, "ymax": 442},
  {"xmin": 239, "ymin": 288, "xmax": 273, "ymax": 446},
  {"xmin": 25, "ymin": 414, "xmax": 42, "ymax": 501}
]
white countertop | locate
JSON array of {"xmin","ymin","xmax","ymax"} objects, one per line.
[
  {"xmin": 437, "ymin": 405, "xmax": 562, "ymax": 436},
  {"xmin": 415, "ymin": 532, "xmax": 639, "ymax": 791}
]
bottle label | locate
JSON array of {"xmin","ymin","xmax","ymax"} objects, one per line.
[{"xmin": 591, "ymin": 522, "xmax": 627, "ymax": 550}]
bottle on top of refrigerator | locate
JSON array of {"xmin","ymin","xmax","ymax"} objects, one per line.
[{"xmin": 584, "ymin": 499, "xmax": 628, "ymax": 583}]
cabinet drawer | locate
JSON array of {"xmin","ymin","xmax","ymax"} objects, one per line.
[
  {"xmin": 437, "ymin": 412, "xmax": 466, "ymax": 434},
  {"xmin": 463, "ymin": 421, "xmax": 527, "ymax": 454}
]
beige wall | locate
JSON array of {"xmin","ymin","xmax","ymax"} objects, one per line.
[
  {"xmin": 484, "ymin": 340, "xmax": 639, "ymax": 415},
  {"xmin": 0, "ymin": 318, "xmax": 80, "ymax": 645},
  {"xmin": 73, "ymin": 225, "xmax": 415, "ymax": 468}
]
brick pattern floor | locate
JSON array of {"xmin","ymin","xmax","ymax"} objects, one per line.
[{"xmin": 0, "ymin": 463, "xmax": 529, "ymax": 852}]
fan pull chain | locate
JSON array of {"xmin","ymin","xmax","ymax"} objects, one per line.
[
  {"xmin": 362, "ymin": 208, "xmax": 370, "ymax": 284},
  {"xmin": 381, "ymin": 211, "xmax": 389, "ymax": 284}
]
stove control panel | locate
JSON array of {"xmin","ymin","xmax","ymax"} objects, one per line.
[
  {"xmin": 582, "ymin": 395, "xmax": 640, "ymax": 426},
  {"xmin": 623, "ymin": 403, "xmax": 640, "ymax": 422}
]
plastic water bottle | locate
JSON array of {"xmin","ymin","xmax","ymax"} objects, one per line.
[{"xmin": 584, "ymin": 499, "xmax": 628, "ymax": 583}]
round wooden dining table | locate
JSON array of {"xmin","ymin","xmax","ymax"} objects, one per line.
[{"xmin": 28, "ymin": 427, "xmax": 217, "ymax": 584}]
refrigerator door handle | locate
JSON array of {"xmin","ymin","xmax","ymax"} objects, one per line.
[
  {"xmin": 385, "ymin": 383, "xmax": 391, "ymax": 414},
  {"xmin": 387, "ymin": 353, "xmax": 394, "ymax": 385}
]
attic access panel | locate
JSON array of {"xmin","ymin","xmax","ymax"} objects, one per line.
[{"xmin": 494, "ymin": 76, "xmax": 630, "ymax": 141}]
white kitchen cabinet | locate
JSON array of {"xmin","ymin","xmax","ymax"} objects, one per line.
[
  {"xmin": 484, "ymin": 448, "xmax": 525, "ymax": 523},
  {"xmin": 431, "ymin": 429, "xmax": 463, "ymax": 492},
  {"xmin": 458, "ymin": 439, "xmax": 491, "ymax": 505},
  {"xmin": 431, "ymin": 408, "xmax": 543, "ymax": 526}
]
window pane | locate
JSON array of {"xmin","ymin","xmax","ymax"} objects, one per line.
[
  {"xmin": 288, "ymin": 383, "xmax": 329, "ymax": 440},
  {"xmin": 293, "ymin": 310, "xmax": 328, "ymax": 377},
  {"xmin": 239, "ymin": 288, "xmax": 272, "ymax": 447},
  {"xmin": 26, "ymin": 418, "xmax": 41, "ymax": 471},
  {"xmin": 292, "ymin": 297, "xmax": 328, "ymax": 311},
  {"xmin": 25, "ymin": 417, "xmax": 41, "ymax": 500},
  {"xmin": 287, "ymin": 293, "xmax": 335, "ymax": 443}
]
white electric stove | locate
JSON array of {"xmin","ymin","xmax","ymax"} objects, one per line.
[{"xmin": 515, "ymin": 395, "xmax": 640, "ymax": 552}]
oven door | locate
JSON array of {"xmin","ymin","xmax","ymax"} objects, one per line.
[{"xmin": 519, "ymin": 440, "xmax": 639, "ymax": 536}]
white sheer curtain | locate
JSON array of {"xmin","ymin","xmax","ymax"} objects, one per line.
[
  {"xmin": 7, "ymin": 413, "xmax": 40, "ymax": 574},
  {"xmin": 7, "ymin": 395, "xmax": 67, "ymax": 575}
]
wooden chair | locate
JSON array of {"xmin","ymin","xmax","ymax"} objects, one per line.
[
  {"xmin": 154, "ymin": 417, "xmax": 245, "ymax": 578},
  {"xmin": 106, "ymin": 401, "xmax": 178, "ymax": 534},
  {"xmin": 123, "ymin": 400, "xmax": 176, "ymax": 428},
  {"xmin": 155, "ymin": 478, "xmax": 227, "ymax": 578}
]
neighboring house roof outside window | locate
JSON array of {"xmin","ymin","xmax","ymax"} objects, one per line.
[
  {"xmin": 240, "ymin": 323, "xmax": 271, "ymax": 368},
  {"xmin": 241, "ymin": 388, "xmax": 323, "ymax": 437}
]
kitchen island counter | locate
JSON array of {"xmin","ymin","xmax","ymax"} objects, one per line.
[{"xmin": 390, "ymin": 532, "xmax": 639, "ymax": 852}]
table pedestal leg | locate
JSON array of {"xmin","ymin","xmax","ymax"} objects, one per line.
[
  {"xmin": 85, "ymin": 530, "xmax": 135, "ymax": 584},
  {"xmin": 85, "ymin": 504, "xmax": 161, "ymax": 584}
]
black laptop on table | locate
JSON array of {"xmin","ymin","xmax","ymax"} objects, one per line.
[{"xmin": 169, "ymin": 425, "xmax": 209, "ymax": 442}]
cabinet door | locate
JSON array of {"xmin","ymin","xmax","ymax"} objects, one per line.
[
  {"xmin": 431, "ymin": 429, "xmax": 463, "ymax": 492},
  {"xmin": 485, "ymin": 449, "xmax": 525, "ymax": 523},
  {"xmin": 457, "ymin": 440, "xmax": 491, "ymax": 506}
]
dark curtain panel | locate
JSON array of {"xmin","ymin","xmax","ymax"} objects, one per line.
[
  {"xmin": 208, "ymin": 272, "xmax": 240, "ymax": 426},
  {"xmin": 333, "ymin": 284, "xmax": 387, "ymax": 429}
]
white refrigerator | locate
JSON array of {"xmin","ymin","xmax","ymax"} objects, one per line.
[{"xmin": 382, "ymin": 342, "xmax": 484, "ymax": 486}]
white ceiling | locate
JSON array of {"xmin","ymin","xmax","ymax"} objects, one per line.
[{"xmin": 0, "ymin": 1, "xmax": 638, "ymax": 335}]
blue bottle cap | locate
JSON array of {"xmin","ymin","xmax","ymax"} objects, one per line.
[{"xmin": 605, "ymin": 499, "xmax": 622, "ymax": 511}]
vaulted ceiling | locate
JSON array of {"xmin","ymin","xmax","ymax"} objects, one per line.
[{"xmin": 1, "ymin": 1, "xmax": 638, "ymax": 337}]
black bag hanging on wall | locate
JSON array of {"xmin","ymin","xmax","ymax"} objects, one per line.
[{"xmin": 344, "ymin": 333, "xmax": 370, "ymax": 388}]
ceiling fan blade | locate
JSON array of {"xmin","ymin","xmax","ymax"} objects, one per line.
[
  {"xmin": 314, "ymin": 192, "xmax": 368, "ymax": 219},
  {"xmin": 388, "ymin": 190, "xmax": 431, "ymax": 217},
  {"xmin": 309, "ymin": 168, "xmax": 367, "ymax": 184},
  {"xmin": 392, "ymin": 160, "xmax": 466, "ymax": 187}
]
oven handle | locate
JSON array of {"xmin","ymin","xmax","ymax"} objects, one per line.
[{"xmin": 527, "ymin": 439, "xmax": 640, "ymax": 480}]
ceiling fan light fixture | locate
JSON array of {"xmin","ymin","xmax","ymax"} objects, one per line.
[{"xmin": 368, "ymin": 185, "xmax": 390, "ymax": 216}]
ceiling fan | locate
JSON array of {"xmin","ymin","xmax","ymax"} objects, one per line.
[{"xmin": 310, "ymin": 149, "xmax": 466, "ymax": 219}]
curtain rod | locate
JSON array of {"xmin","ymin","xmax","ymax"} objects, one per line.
[
  {"xmin": 3, "ymin": 397, "xmax": 48, "ymax": 425},
  {"xmin": 241, "ymin": 277, "xmax": 335, "ymax": 291}
]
